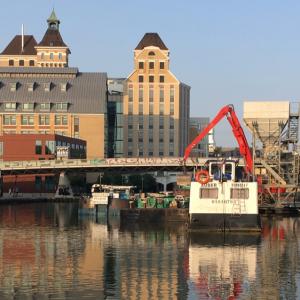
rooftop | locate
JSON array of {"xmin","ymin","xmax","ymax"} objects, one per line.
[
  {"xmin": 1, "ymin": 35, "xmax": 37, "ymax": 55},
  {"xmin": 135, "ymin": 33, "xmax": 168, "ymax": 50}
]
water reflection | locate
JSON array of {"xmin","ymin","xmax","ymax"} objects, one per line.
[{"xmin": 0, "ymin": 204, "xmax": 299, "ymax": 299}]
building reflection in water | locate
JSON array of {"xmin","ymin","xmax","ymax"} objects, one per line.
[{"xmin": 0, "ymin": 203, "xmax": 299, "ymax": 299}]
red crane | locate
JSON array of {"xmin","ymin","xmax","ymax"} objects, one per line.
[{"xmin": 183, "ymin": 105, "xmax": 253, "ymax": 174}]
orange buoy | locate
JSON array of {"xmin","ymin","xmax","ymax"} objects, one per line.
[{"xmin": 195, "ymin": 170, "xmax": 210, "ymax": 185}]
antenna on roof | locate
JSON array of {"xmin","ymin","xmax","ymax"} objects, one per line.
[{"xmin": 21, "ymin": 24, "xmax": 24, "ymax": 53}]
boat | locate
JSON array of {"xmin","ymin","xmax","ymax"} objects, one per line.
[
  {"xmin": 183, "ymin": 105, "xmax": 261, "ymax": 231},
  {"xmin": 189, "ymin": 159, "xmax": 261, "ymax": 231},
  {"xmin": 79, "ymin": 184, "xmax": 135, "ymax": 216}
]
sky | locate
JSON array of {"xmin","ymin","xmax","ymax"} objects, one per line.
[{"xmin": 1, "ymin": 0, "xmax": 300, "ymax": 146}]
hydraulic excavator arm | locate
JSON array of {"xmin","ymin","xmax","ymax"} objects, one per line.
[{"xmin": 183, "ymin": 105, "xmax": 253, "ymax": 174}]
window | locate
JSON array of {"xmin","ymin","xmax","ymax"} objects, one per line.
[
  {"xmin": 45, "ymin": 141, "xmax": 55, "ymax": 155},
  {"xmin": 128, "ymin": 138, "xmax": 133, "ymax": 143},
  {"xmin": 160, "ymin": 62, "xmax": 164, "ymax": 69},
  {"xmin": 230, "ymin": 188, "xmax": 249, "ymax": 199},
  {"xmin": 74, "ymin": 117, "xmax": 79, "ymax": 134},
  {"xmin": 39, "ymin": 115, "xmax": 50, "ymax": 125},
  {"xmin": 159, "ymin": 76, "xmax": 164, "ymax": 83},
  {"xmin": 149, "ymin": 88, "xmax": 154, "ymax": 102},
  {"xmin": 45, "ymin": 176, "xmax": 55, "ymax": 192},
  {"xmin": 149, "ymin": 151, "xmax": 153, "ymax": 156},
  {"xmin": 35, "ymin": 140, "xmax": 42, "ymax": 155},
  {"xmin": 21, "ymin": 115, "xmax": 34, "ymax": 125},
  {"xmin": 170, "ymin": 103, "xmax": 174, "ymax": 115},
  {"xmin": 200, "ymin": 188, "xmax": 218, "ymax": 199},
  {"xmin": 149, "ymin": 76, "xmax": 154, "ymax": 83},
  {"xmin": 55, "ymin": 115, "xmax": 68, "ymax": 125},
  {"xmin": 128, "ymin": 102, "xmax": 133, "ymax": 114},
  {"xmin": 170, "ymin": 86, "xmax": 175, "ymax": 102},
  {"xmin": 29, "ymin": 60, "xmax": 35, "ymax": 66},
  {"xmin": 149, "ymin": 51, "xmax": 155, "ymax": 56},
  {"xmin": 149, "ymin": 103, "xmax": 153, "ymax": 115},
  {"xmin": 35, "ymin": 176, "xmax": 42, "ymax": 191},
  {"xmin": 59, "ymin": 53, "xmax": 63, "ymax": 60},
  {"xmin": 159, "ymin": 151, "xmax": 164, "ymax": 156},
  {"xmin": 56, "ymin": 102, "xmax": 68, "ymax": 111},
  {"xmin": 139, "ymin": 151, "xmax": 143, "ymax": 156},
  {"xmin": 128, "ymin": 151, "xmax": 133, "ymax": 156},
  {"xmin": 139, "ymin": 88, "xmax": 143, "ymax": 102},
  {"xmin": 138, "ymin": 75, "xmax": 144, "ymax": 83},
  {"xmin": 50, "ymin": 53, "xmax": 54, "ymax": 60},
  {"xmin": 159, "ymin": 103, "xmax": 164, "ymax": 115},
  {"xmin": 139, "ymin": 61, "xmax": 144, "ymax": 69},
  {"xmin": 149, "ymin": 62, "xmax": 154, "ymax": 69},
  {"xmin": 41, "ymin": 53, "xmax": 45, "ymax": 59},
  {"xmin": 128, "ymin": 88, "xmax": 133, "ymax": 102},
  {"xmin": 3, "ymin": 115, "xmax": 16, "ymax": 125},
  {"xmin": 44, "ymin": 83, "xmax": 51, "ymax": 92},
  {"xmin": 159, "ymin": 88, "xmax": 164, "ymax": 102},
  {"xmin": 9, "ymin": 60, "xmax": 14, "ymax": 66},
  {"xmin": 139, "ymin": 103, "xmax": 143, "ymax": 115},
  {"xmin": 60, "ymin": 83, "xmax": 68, "ymax": 92},
  {"xmin": 22, "ymin": 103, "xmax": 34, "ymax": 111},
  {"xmin": 19, "ymin": 60, "xmax": 24, "ymax": 66},
  {"xmin": 10, "ymin": 83, "xmax": 18, "ymax": 92},
  {"xmin": 40, "ymin": 103, "xmax": 51, "ymax": 111},
  {"xmin": 4, "ymin": 102, "xmax": 17, "ymax": 110},
  {"xmin": 159, "ymin": 117, "xmax": 164, "ymax": 129},
  {"xmin": 170, "ymin": 117, "xmax": 174, "ymax": 129}
]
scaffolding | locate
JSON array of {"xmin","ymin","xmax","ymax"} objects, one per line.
[{"xmin": 244, "ymin": 101, "xmax": 300, "ymax": 207}]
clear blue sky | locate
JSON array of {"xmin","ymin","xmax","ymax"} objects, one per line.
[{"xmin": 1, "ymin": 0, "xmax": 300, "ymax": 146}]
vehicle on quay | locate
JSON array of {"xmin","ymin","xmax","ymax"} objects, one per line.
[{"xmin": 183, "ymin": 105, "xmax": 261, "ymax": 231}]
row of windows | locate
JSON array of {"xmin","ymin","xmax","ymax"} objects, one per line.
[
  {"xmin": 3, "ymin": 115, "xmax": 68, "ymax": 126},
  {"xmin": 128, "ymin": 103, "xmax": 175, "ymax": 115},
  {"xmin": 127, "ymin": 151, "xmax": 174, "ymax": 157},
  {"xmin": 35, "ymin": 140, "xmax": 85, "ymax": 155},
  {"xmin": 2, "ymin": 102, "xmax": 68, "ymax": 112},
  {"xmin": 40, "ymin": 53, "xmax": 64, "ymax": 60},
  {"xmin": 128, "ymin": 137, "xmax": 175, "ymax": 143},
  {"xmin": 9, "ymin": 60, "xmax": 34, "ymax": 67},
  {"xmin": 127, "ymin": 123, "xmax": 175, "ymax": 130},
  {"xmin": 138, "ymin": 75, "xmax": 165, "ymax": 83},
  {"xmin": 128, "ymin": 87, "xmax": 174, "ymax": 102},
  {"xmin": 138, "ymin": 61, "xmax": 165, "ymax": 70}
]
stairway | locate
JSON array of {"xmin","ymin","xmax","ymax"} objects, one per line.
[{"xmin": 288, "ymin": 115, "xmax": 299, "ymax": 143}]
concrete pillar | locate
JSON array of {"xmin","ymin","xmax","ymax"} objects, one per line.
[{"xmin": 55, "ymin": 172, "xmax": 74, "ymax": 198}]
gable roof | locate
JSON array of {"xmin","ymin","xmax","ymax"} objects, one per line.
[
  {"xmin": 135, "ymin": 33, "xmax": 168, "ymax": 50},
  {"xmin": 37, "ymin": 29, "xmax": 68, "ymax": 48},
  {"xmin": 1, "ymin": 35, "xmax": 37, "ymax": 55}
]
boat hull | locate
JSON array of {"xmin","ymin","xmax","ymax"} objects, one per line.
[{"xmin": 190, "ymin": 213, "xmax": 261, "ymax": 231}]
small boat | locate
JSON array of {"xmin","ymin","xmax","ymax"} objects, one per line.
[{"xmin": 79, "ymin": 184, "xmax": 135, "ymax": 216}]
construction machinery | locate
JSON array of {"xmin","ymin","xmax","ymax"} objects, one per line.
[
  {"xmin": 184, "ymin": 105, "xmax": 261, "ymax": 231},
  {"xmin": 244, "ymin": 101, "xmax": 300, "ymax": 207}
]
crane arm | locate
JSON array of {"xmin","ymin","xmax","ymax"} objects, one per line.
[{"xmin": 184, "ymin": 105, "xmax": 253, "ymax": 174}]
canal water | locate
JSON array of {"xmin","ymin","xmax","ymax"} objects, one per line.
[{"xmin": 0, "ymin": 203, "xmax": 299, "ymax": 299}]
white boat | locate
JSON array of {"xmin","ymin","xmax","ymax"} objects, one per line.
[
  {"xmin": 80, "ymin": 184, "xmax": 135, "ymax": 215},
  {"xmin": 189, "ymin": 160, "xmax": 261, "ymax": 231}
]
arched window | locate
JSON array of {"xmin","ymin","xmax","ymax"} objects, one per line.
[
  {"xmin": 29, "ymin": 60, "xmax": 35, "ymax": 66},
  {"xmin": 148, "ymin": 51, "xmax": 155, "ymax": 56}
]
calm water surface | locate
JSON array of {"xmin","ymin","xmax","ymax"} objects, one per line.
[{"xmin": 0, "ymin": 203, "xmax": 299, "ymax": 299}]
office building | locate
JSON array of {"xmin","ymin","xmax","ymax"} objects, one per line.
[{"xmin": 123, "ymin": 33, "xmax": 190, "ymax": 157}]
